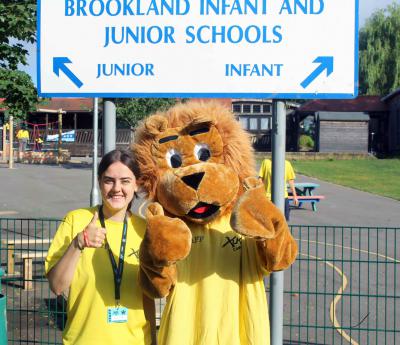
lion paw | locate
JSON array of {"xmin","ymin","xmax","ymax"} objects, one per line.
[
  {"xmin": 142, "ymin": 202, "xmax": 192, "ymax": 266},
  {"xmin": 230, "ymin": 177, "xmax": 286, "ymax": 239}
]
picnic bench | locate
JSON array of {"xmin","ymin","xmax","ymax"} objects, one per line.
[
  {"xmin": 288, "ymin": 182, "xmax": 325, "ymax": 211},
  {"xmin": 2, "ymin": 238, "xmax": 51, "ymax": 290}
]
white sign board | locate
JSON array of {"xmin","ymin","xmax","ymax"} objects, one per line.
[
  {"xmin": 38, "ymin": 0, "xmax": 358, "ymax": 98},
  {"xmin": 46, "ymin": 130, "xmax": 75, "ymax": 142}
]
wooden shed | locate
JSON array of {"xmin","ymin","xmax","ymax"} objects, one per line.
[
  {"xmin": 292, "ymin": 96, "xmax": 389, "ymax": 154},
  {"xmin": 382, "ymin": 88, "xmax": 400, "ymax": 154},
  {"xmin": 316, "ymin": 112, "xmax": 370, "ymax": 153}
]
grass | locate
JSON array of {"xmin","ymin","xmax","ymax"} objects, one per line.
[{"xmin": 292, "ymin": 158, "xmax": 400, "ymax": 201}]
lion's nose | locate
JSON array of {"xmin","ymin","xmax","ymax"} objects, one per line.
[{"xmin": 181, "ymin": 172, "xmax": 205, "ymax": 190}]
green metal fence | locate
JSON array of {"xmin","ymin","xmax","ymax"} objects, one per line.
[
  {"xmin": 286, "ymin": 225, "xmax": 400, "ymax": 345},
  {"xmin": 0, "ymin": 219, "xmax": 399, "ymax": 344},
  {"xmin": 0, "ymin": 218, "xmax": 64, "ymax": 344}
]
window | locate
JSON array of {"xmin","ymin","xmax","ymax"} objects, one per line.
[
  {"xmin": 263, "ymin": 104, "xmax": 272, "ymax": 113},
  {"xmin": 232, "ymin": 104, "xmax": 241, "ymax": 113},
  {"xmin": 243, "ymin": 104, "xmax": 251, "ymax": 113},
  {"xmin": 253, "ymin": 105, "xmax": 261, "ymax": 113},
  {"xmin": 239, "ymin": 117, "xmax": 248, "ymax": 129},
  {"xmin": 249, "ymin": 118, "xmax": 258, "ymax": 130},
  {"xmin": 260, "ymin": 118, "xmax": 269, "ymax": 130}
]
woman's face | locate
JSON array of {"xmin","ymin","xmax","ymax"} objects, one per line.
[{"xmin": 100, "ymin": 161, "xmax": 137, "ymax": 213}]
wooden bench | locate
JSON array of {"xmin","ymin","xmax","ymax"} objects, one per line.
[
  {"xmin": 13, "ymin": 251, "xmax": 48, "ymax": 290},
  {"xmin": 1, "ymin": 238, "xmax": 51, "ymax": 290},
  {"xmin": 288, "ymin": 195, "xmax": 325, "ymax": 212}
]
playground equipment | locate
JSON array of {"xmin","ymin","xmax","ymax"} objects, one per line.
[
  {"xmin": 22, "ymin": 120, "xmax": 58, "ymax": 152},
  {"xmin": 37, "ymin": 109, "xmax": 66, "ymax": 162}
]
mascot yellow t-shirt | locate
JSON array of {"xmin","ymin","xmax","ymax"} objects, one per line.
[
  {"xmin": 45, "ymin": 207, "xmax": 151, "ymax": 345},
  {"xmin": 158, "ymin": 215, "xmax": 269, "ymax": 345}
]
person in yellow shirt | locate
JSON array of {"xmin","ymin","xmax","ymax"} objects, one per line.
[
  {"xmin": 16, "ymin": 126, "xmax": 30, "ymax": 152},
  {"xmin": 45, "ymin": 149, "xmax": 156, "ymax": 345},
  {"xmin": 259, "ymin": 158, "xmax": 299, "ymax": 220},
  {"xmin": 35, "ymin": 136, "xmax": 44, "ymax": 151}
]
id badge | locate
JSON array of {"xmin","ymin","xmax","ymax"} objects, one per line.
[{"xmin": 107, "ymin": 306, "xmax": 128, "ymax": 323}]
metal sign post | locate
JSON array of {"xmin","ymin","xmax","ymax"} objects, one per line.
[
  {"xmin": 90, "ymin": 97, "xmax": 100, "ymax": 207},
  {"xmin": 270, "ymin": 100, "xmax": 286, "ymax": 345},
  {"xmin": 102, "ymin": 99, "xmax": 116, "ymax": 155}
]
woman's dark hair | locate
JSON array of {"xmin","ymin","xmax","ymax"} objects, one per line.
[{"xmin": 98, "ymin": 149, "xmax": 140, "ymax": 180}]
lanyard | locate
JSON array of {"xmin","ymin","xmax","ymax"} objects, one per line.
[{"xmin": 99, "ymin": 205, "xmax": 128, "ymax": 306}]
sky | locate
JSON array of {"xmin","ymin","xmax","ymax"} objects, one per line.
[{"xmin": 18, "ymin": 0, "xmax": 398, "ymax": 86}]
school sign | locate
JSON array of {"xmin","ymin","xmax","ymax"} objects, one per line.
[{"xmin": 38, "ymin": 0, "xmax": 359, "ymax": 98}]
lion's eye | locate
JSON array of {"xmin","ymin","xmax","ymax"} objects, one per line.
[
  {"xmin": 166, "ymin": 149, "xmax": 182, "ymax": 168},
  {"xmin": 194, "ymin": 143, "xmax": 211, "ymax": 162}
]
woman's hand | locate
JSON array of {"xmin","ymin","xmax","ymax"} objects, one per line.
[{"xmin": 79, "ymin": 211, "xmax": 107, "ymax": 248}]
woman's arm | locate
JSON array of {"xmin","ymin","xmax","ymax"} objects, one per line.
[
  {"xmin": 47, "ymin": 212, "xmax": 106, "ymax": 295},
  {"xmin": 47, "ymin": 233, "xmax": 84, "ymax": 295},
  {"xmin": 288, "ymin": 179, "xmax": 299, "ymax": 206}
]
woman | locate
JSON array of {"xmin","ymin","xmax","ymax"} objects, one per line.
[{"xmin": 46, "ymin": 149, "xmax": 155, "ymax": 345}]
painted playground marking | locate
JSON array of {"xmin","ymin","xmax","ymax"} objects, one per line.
[
  {"xmin": 298, "ymin": 239, "xmax": 399, "ymax": 345},
  {"xmin": 300, "ymin": 252, "xmax": 358, "ymax": 345}
]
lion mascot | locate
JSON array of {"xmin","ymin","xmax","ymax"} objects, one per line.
[{"xmin": 133, "ymin": 101, "xmax": 298, "ymax": 345}]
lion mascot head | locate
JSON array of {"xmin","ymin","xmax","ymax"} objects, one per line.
[{"xmin": 133, "ymin": 100, "xmax": 255, "ymax": 223}]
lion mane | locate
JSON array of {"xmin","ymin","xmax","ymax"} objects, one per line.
[{"xmin": 133, "ymin": 100, "xmax": 256, "ymax": 201}]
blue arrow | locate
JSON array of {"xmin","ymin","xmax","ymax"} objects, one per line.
[
  {"xmin": 53, "ymin": 57, "xmax": 83, "ymax": 88},
  {"xmin": 300, "ymin": 56, "xmax": 334, "ymax": 89}
]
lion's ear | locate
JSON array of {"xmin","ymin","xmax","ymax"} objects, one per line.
[{"xmin": 145, "ymin": 115, "xmax": 168, "ymax": 136}]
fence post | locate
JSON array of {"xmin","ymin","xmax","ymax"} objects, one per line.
[
  {"xmin": 8, "ymin": 116, "xmax": 13, "ymax": 169},
  {"xmin": 58, "ymin": 109, "xmax": 63, "ymax": 163},
  {"xmin": 1, "ymin": 125, "xmax": 6, "ymax": 162},
  {"xmin": 0, "ymin": 269, "xmax": 8, "ymax": 345}
]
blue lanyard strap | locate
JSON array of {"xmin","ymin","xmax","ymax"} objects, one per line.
[{"xmin": 99, "ymin": 205, "xmax": 128, "ymax": 305}]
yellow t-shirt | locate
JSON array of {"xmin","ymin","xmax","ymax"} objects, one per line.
[
  {"xmin": 158, "ymin": 215, "xmax": 269, "ymax": 345},
  {"xmin": 45, "ymin": 207, "xmax": 151, "ymax": 345},
  {"xmin": 16, "ymin": 129, "xmax": 29, "ymax": 139},
  {"xmin": 258, "ymin": 159, "xmax": 296, "ymax": 199}
]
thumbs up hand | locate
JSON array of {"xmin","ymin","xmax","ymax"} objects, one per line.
[
  {"xmin": 78, "ymin": 211, "xmax": 107, "ymax": 249},
  {"xmin": 142, "ymin": 202, "xmax": 192, "ymax": 266}
]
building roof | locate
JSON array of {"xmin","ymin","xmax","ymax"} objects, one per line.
[
  {"xmin": 382, "ymin": 88, "xmax": 400, "ymax": 102},
  {"xmin": 35, "ymin": 98, "xmax": 93, "ymax": 112},
  {"xmin": 0, "ymin": 98, "xmax": 93, "ymax": 114},
  {"xmin": 317, "ymin": 111, "xmax": 370, "ymax": 121},
  {"xmin": 297, "ymin": 96, "xmax": 388, "ymax": 113}
]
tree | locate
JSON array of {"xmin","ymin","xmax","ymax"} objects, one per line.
[
  {"xmin": 0, "ymin": 0, "xmax": 37, "ymax": 120},
  {"xmin": 0, "ymin": 69, "xmax": 37, "ymax": 118},
  {"xmin": 115, "ymin": 98, "xmax": 179, "ymax": 128},
  {"xmin": 359, "ymin": 2, "xmax": 400, "ymax": 95}
]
